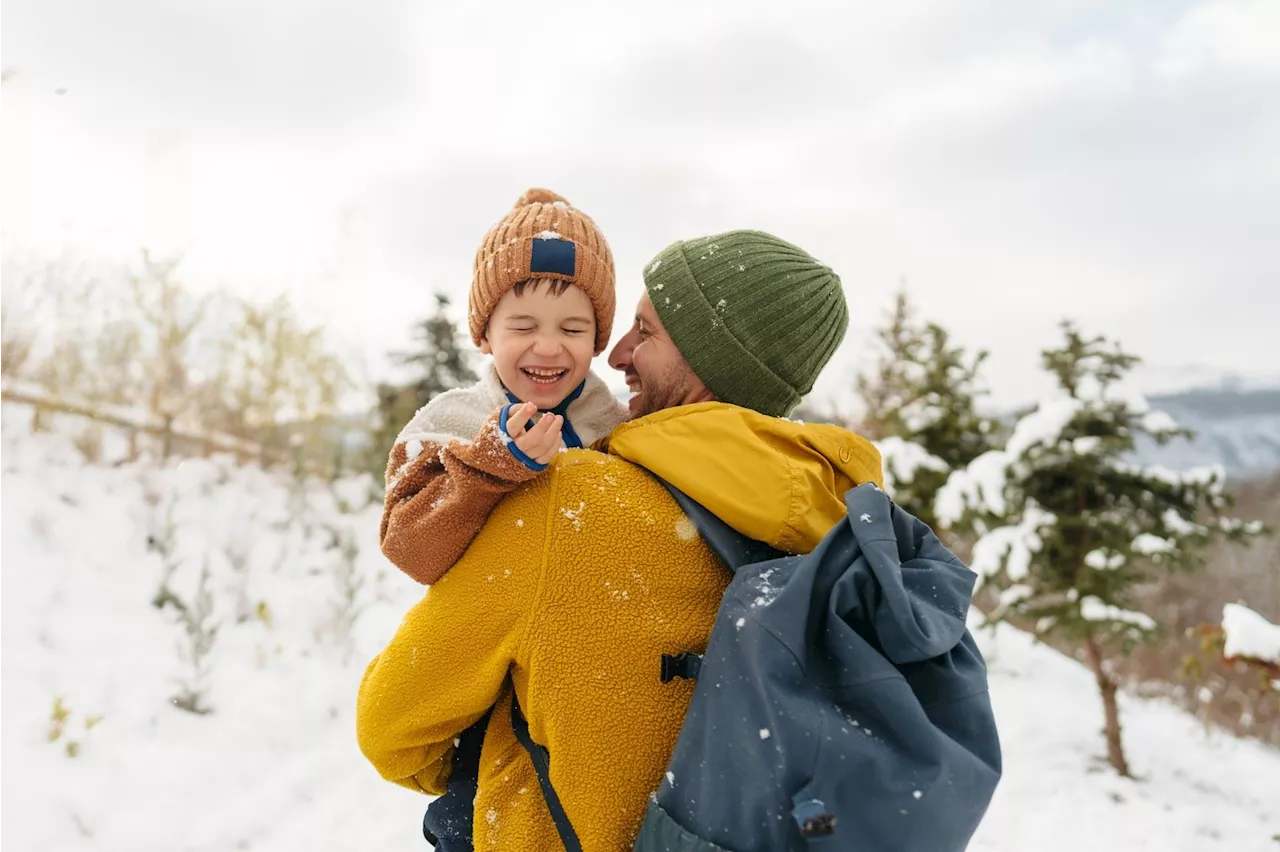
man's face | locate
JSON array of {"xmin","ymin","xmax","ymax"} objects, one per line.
[{"xmin": 608, "ymin": 292, "xmax": 713, "ymax": 419}]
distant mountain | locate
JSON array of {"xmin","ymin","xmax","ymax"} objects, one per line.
[{"xmin": 1133, "ymin": 388, "xmax": 1280, "ymax": 482}]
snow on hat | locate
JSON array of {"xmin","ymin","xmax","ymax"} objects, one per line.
[{"xmin": 641, "ymin": 230, "xmax": 848, "ymax": 417}]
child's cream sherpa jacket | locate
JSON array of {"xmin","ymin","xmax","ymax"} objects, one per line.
[{"xmin": 381, "ymin": 364, "xmax": 627, "ymax": 585}]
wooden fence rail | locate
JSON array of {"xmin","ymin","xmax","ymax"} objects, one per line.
[{"xmin": 2, "ymin": 385, "xmax": 269, "ymax": 465}]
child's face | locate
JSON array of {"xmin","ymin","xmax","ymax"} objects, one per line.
[{"xmin": 481, "ymin": 281, "xmax": 597, "ymax": 409}]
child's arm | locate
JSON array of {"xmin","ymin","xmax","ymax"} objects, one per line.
[{"xmin": 380, "ymin": 403, "xmax": 563, "ymax": 585}]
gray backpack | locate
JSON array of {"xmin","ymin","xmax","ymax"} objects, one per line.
[{"xmin": 512, "ymin": 481, "xmax": 1002, "ymax": 852}]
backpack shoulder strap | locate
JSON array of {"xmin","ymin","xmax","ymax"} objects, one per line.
[
  {"xmin": 654, "ymin": 478, "xmax": 787, "ymax": 572},
  {"xmin": 509, "ymin": 690, "xmax": 583, "ymax": 852}
]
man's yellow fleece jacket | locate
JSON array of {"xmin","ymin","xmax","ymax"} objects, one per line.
[{"xmin": 356, "ymin": 403, "xmax": 883, "ymax": 851}]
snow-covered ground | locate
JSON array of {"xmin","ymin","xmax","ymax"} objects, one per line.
[{"xmin": 3, "ymin": 405, "xmax": 1278, "ymax": 851}]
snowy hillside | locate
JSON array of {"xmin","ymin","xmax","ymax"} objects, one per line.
[
  {"xmin": 3, "ymin": 408, "xmax": 1278, "ymax": 851},
  {"xmin": 1133, "ymin": 389, "xmax": 1280, "ymax": 482}
]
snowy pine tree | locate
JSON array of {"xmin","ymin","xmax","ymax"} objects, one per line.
[
  {"xmin": 366, "ymin": 293, "xmax": 478, "ymax": 479},
  {"xmin": 859, "ymin": 290, "xmax": 999, "ymax": 529},
  {"xmin": 396, "ymin": 293, "xmax": 480, "ymax": 406},
  {"xmin": 935, "ymin": 321, "xmax": 1266, "ymax": 775}
]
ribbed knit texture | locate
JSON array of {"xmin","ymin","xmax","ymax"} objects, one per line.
[
  {"xmin": 641, "ymin": 230, "xmax": 848, "ymax": 417},
  {"xmin": 469, "ymin": 188, "xmax": 616, "ymax": 353}
]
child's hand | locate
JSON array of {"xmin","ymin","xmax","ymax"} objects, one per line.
[{"xmin": 506, "ymin": 402, "xmax": 563, "ymax": 466}]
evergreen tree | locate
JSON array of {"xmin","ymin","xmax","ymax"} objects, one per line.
[
  {"xmin": 397, "ymin": 293, "xmax": 481, "ymax": 406},
  {"xmin": 936, "ymin": 321, "xmax": 1266, "ymax": 776},
  {"xmin": 367, "ymin": 294, "xmax": 478, "ymax": 480},
  {"xmin": 858, "ymin": 290, "xmax": 999, "ymax": 528}
]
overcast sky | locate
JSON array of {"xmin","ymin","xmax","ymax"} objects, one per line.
[{"xmin": 3, "ymin": 0, "xmax": 1278, "ymax": 410}]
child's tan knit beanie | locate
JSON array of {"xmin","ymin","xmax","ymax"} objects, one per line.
[{"xmin": 469, "ymin": 188, "xmax": 616, "ymax": 354}]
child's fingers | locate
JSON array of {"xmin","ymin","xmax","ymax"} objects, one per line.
[
  {"xmin": 523, "ymin": 416, "xmax": 563, "ymax": 463},
  {"xmin": 527, "ymin": 412, "xmax": 561, "ymax": 441},
  {"xmin": 513, "ymin": 413, "xmax": 559, "ymax": 460},
  {"xmin": 534, "ymin": 429, "xmax": 563, "ymax": 463},
  {"xmin": 506, "ymin": 402, "xmax": 536, "ymax": 439},
  {"xmin": 541, "ymin": 419, "xmax": 565, "ymax": 462}
]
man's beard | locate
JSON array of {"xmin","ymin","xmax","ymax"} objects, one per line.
[{"xmin": 626, "ymin": 365, "xmax": 689, "ymax": 420}]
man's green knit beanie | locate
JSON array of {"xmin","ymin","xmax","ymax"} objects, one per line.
[{"xmin": 642, "ymin": 230, "xmax": 848, "ymax": 417}]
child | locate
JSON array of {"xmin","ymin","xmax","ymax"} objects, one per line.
[
  {"xmin": 379, "ymin": 186, "xmax": 628, "ymax": 586},
  {"xmin": 379, "ymin": 188, "xmax": 627, "ymax": 849}
]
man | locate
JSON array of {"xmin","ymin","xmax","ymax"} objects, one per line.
[{"xmin": 356, "ymin": 230, "xmax": 884, "ymax": 851}]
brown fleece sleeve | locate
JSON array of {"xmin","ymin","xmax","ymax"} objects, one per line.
[{"xmin": 380, "ymin": 411, "xmax": 543, "ymax": 585}]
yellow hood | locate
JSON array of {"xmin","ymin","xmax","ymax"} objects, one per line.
[{"xmin": 601, "ymin": 402, "xmax": 883, "ymax": 555}]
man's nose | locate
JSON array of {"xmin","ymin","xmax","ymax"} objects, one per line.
[{"xmin": 608, "ymin": 331, "xmax": 634, "ymax": 371}]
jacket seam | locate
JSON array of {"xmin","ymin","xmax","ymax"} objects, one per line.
[
  {"xmin": 515, "ymin": 463, "xmax": 561, "ymax": 723},
  {"xmin": 919, "ymin": 688, "xmax": 991, "ymax": 712},
  {"xmin": 783, "ymin": 455, "xmax": 802, "ymax": 553},
  {"xmin": 741, "ymin": 606, "xmax": 905, "ymax": 693}
]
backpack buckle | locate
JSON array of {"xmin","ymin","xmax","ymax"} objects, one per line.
[
  {"xmin": 793, "ymin": 798, "xmax": 838, "ymax": 838},
  {"xmin": 660, "ymin": 652, "xmax": 703, "ymax": 683}
]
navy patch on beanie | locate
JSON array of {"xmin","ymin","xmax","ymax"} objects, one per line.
[{"xmin": 529, "ymin": 237, "xmax": 577, "ymax": 277}]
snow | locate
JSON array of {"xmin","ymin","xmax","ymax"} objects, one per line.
[
  {"xmin": 1163, "ymin": 508, "xmax": 1204, "ymax": 536},
  {"xmin": 874, "ymin": 436, "xmax": 948, "ymax": 493},
  {"xmin": 1085, "ymin": 549, "xmax": 1126, "ymax": 571},
  {"xmin": 898, "ymin": 396, "xmax": 947, "ymax": 433},
  {"xmin": 998, "ymin": 584, "xmax": 1034, "ymax": 608},
  {"xmin": 934, "ymin": 396, "xmax": 1085, "ymax": 527},
  {"xmin": 1080, "ymin": 597, "xmax": 1158, "ymax": 632},
  {"xmin": 1219, "ymin": 518, "xmax": 1266, "ymax": 535},
  {"xmin": 937, "ymin": 387, "xmax": 1208, "ymax": 529},
  {"xmin": 4, "ymin": 414, "xmax": 1279, "ymax": 852},
  {"xmin": 2, "ymin": 414, "xmax": 426, "ymax": 852},
  {"xmin": 1222, "ymin": 604, "xmax": 1280, "ymax": 666},
  {"xmin": 535, "ymin": 230, "xmax": 562, "ymax": 240},
  {"xmin": 747, "ymin": 566, "xmax": 783, "ymax": 609},
  {"xmin": 969, "ymin": 621, "xmax": 1280, "ymax": 852},
  {"xmin": 492, "ymin": 420, "xmax": 512, "ymax": 446},
  {"xmin": 1006, "ymin": 397, "xmax": 1082, "ymax": 457},
  {"xmin": 936, "ymin": 449, "xmax": 1013, "ymax": 526},
  {"xmin": 969, "ymin": 505, "xmax": 1056, "ymax": 584},
  {"xmin": 673, "ymin": 515, "xmax": 698, "ymax": 541},
  {"xmin": 559, "ymin": 501, "xmax": 586, "ymax": 531},
  {"xmin": 1143, "ymin": 410, "xmax": 1182, "ymax": 436},
  {"xmin": 1132, "ymin": 533, "xmax": 1176, "ymax": 555},
  {"xmin": 1182, "ymin": 464, "xmax": 1227, "ymax": 494},
  {"xmin": 1072, "ymin": 436, "xmax": 1102, "ymax": 454}
]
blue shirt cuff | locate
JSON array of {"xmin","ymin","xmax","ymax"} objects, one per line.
[{"xmin": 498, "ymin": 402, "xmax": 548, "ymax": 471}]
